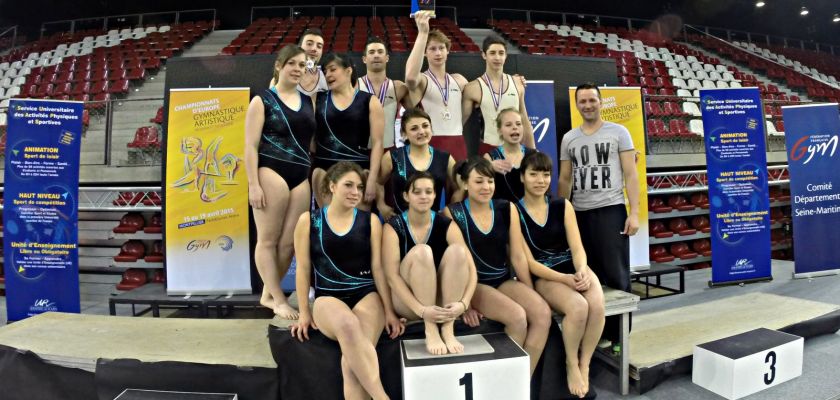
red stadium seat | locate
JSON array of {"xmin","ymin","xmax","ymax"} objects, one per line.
[
  {"xmin": 108, "ymin": 79, "xmax": 130, "ymax": 95},
  {"xmin": 668, "ymin": 218, "xmax": 697, "ymax": 236},
  {"xmin": 650, "ymin": 245, "xmax": 675, "ymax": 263},
  {"xmin": 145, "ymin": 240, "xmax": 164, "ymax": 263},
  {"xmin": 144, "ymin": 212, "xmax": 163, "ymax": 233},
  {"xmin": 691, "ymin": 239, "xmax": 712, "ymax": 257},
  {"xmin": 667, "ymin": 194, "xmax": 696, "ymax": 211},
  {"xmin": 113, "ymin": 212, "xmax": 146, "ymax": 234},
  {"xmin": 690, "ymin": 192, "xmax": 709, "ymax": 209},
  {"xmin": 691, "ymin": 216, "xmax": 711, "ymax": 233},
  {"xmin": 127, "ymin": 126, "xmax": 161, "ymax": 148},
  {"xmin": 114, "ymin": 240, "xmax": 146, "ymax": 262},
  {"xmin": 116, "ymin": 269, "xmax": 147, "ymax": 291},
  {"xmin": 649, "ymin": 220, "xmax": 674, "ymax": 238},
  {"xmin": 670, "ymin": 242, "xmax": 698, "ymax": 260},
  {"xmin": 648, "ymin": 196, "xmax": 673, "ymax": 213}
]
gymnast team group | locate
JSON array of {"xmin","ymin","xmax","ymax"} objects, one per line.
[{"xmin": 245, "ymin": 10, "xmax": 640, "ymax": 400}]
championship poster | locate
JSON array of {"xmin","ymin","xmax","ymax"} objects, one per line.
[
  {"xmin": 567, "ymin": 86, "xmax": 650, "ymax": 269},
  {"xmin": 700, "ymin": 88, "xmax": 771, "ymax": 285},
  {"xmin": 781, "ymin": 103, "xmax": 840, "ymax": 278},
  {"xmin": 3, "ymin": 99, "xmax": 83, "ymax": 321},
  {"xmin": 165, "ymin": 88, "xmax": 251, "ymax": 294}
]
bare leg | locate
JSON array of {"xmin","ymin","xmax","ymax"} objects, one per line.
[
  {"xmin": 391, "ymin": 245, "xmax": 446, "ymax": 355},
  {"xmin": 269, "ymin": 181, "xmax": 311, "ymax": 318},
  {"xmin": 471, "ymin": 284, "xmax": 527, "ymax": 347},
  {"xmin": 253, "ymin": 168, "xmax": 295, "ymax": 318},
  {"xmin": 314, "ymin": 294, "xmax": 389, "ymax": 400},
  {"xmin": 311, "ymin": 167, "xmax": 328, "ymax": 208},
  {"xmin": 536, "ymin": 279, "xmax": 589, "ymax": 398},
  {"xmin": 438, "ymin": 244, "xmax": 469, "ymax": 354},
  {"xmin": 498, "ymin": 280, "xmax": 552, "ymax": 375},
  {"xmin": 578, "ymin": 272, "xmax": 605, "ymax": 393}
]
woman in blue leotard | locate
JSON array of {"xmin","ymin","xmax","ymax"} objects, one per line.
[
  {"xmin": 516, "ymin": 151, "xmax": 604, "ymax": 398},
  {"xmin": 291, "ymin": 162, "xmax": 401, "ymax": 400},
  {"xmin": 382, "ymin": 171, "xmax": 477, "ymax": 355},
  {"xmin": 245, "ymin": 44, "xmax": 316, "ymax": 319},
  {"xmin": 445, "ymin": 156, "xmax": 551, "ymax": 375}
]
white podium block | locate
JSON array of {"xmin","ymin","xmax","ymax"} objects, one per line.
[
  {"xmin": 693, "ymin": 328, "xmax": 803, "ymax": 400},
  {"xmin": 401, "ymin": 333, "xmax": 529, "ymax": 400}
]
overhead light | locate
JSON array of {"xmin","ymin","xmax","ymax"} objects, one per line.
[
  {"xmin": 800, "ymin": 7, "xmax": 809, "ymax": 16},
  {"xmin": 755, "ymin": 1, "xmax": 765, "ymax": 7},
  {"xmin": 833, "ymin": 13, "xmax": 840, "ymax": 22}
]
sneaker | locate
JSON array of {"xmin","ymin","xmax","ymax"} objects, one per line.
[
  {"xmin": 612, "ymin": 343, "xmax": 622, "ymax": 356},
  {"xmin": 598, "ymin": 339, "xmax": 612, "ymax": 349}
]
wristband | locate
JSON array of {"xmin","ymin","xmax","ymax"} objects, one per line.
[{"xmin": 458, "ymin": 300, "xmax": 468, "ymax": 313}]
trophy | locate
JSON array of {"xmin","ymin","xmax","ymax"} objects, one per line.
[{"xmin": 410, "ymin": 0, "xmax": 436, "ymax": 18}]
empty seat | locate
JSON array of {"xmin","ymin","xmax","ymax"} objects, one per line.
[
  {"xmin": 114, "ymin": 240, "xmax": 146, "ymax": 262},
  {"xmin": 689, "ymin": 119, "xmax": 704, "ymax": 136},
  {"xmin": 682, "ymin": 102, "xmax": 702, "ymax": 116},
  {"xmin": 113, "ymin": 212, "xmax": 146, "ymax": 234},
  {"xmin": 116, "ymin": 269, "xmax": 147, "ymax": 291}
]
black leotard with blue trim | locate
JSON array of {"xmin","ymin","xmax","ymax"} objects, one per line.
[
  {"xmin": 257, "ymin": 88, "xmax": 316, "ymax": 188},
  {"xmin": 447, "ymin": 199, "xmax": 511, "ymax": 288},
  {"xmin": 310, "ymin": 207, "xmax": 376, "ymax": 307},
  {"xmin": 387, "ymin": 211, "xmax": 452, "ymax": 268},
  {"xmin": 313, "ymin": 89, "xmax": 373, "ymax": 170},
  {"xmin": 516, "ymin": 197, "xmax": 574, "ymax": 273}
]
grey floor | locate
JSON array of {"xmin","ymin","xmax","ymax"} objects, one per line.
[{"xmin": 2, "ymin": 261, "xmax": 840, "ymax": 399}]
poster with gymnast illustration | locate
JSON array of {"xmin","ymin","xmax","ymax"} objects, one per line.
[{"xmin": 165, "ymin": 88, "xmax": 251, "ymax": 294}]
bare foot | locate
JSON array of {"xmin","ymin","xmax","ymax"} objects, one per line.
[
  {"xmin": 259, "ymin": 292, "xmax": 274, "ymax": 310},
  {"xmin": 441, "ymin": 323, "xmax": 464, "ymax": 354},
  {"xmin": 425, "ymin": 326, "xmax": 447, "ymax": 355},
  {"xmin": 274, "ymin": 302, "xmax": 299, "ymax": 320},
  {"xmin": 566, "ymin": 360, "xmax": 586, "ymax": 398},
  {"xmin": 580, "ymin": 361, "xmax": 591, "ymax": 395}
]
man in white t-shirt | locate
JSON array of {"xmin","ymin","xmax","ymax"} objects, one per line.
[{"xmin": 559, "ymin": 82, "xmax": 640, "ymax": 346}]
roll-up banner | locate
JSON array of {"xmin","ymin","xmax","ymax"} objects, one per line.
[
  {"xmin": 525, "ymin": 81, "xmax": 558, "ymax": 194},
  {"xmin": 567, "ymin": 86, "xmax": 650, "ymax": 270},
  {"xmin": 699, "ymin": 88, "xmax": 771, "ymax": 286},
  {"xmin": 781, "ymin": 103, "xmax": 840, "ymax": 279},
  {"xmin": 3, "ymin": 99, "xmax": 83, "ymax": 321},
  {"xmin": 165, "ymin": 88, "xmax": 251, "ymax": 295}
]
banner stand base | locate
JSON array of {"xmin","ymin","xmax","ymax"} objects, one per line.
[
  {"xmin": 792, "ymin": 269, "xmax": 840, "ymax": 280},
  {"xmin": 707, "ymin": 276, "xmax": 773, "ymax": 288}
]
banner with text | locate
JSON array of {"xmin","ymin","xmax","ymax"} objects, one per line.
[
  {"xmin": 526, "ymin": 81, "xmax": 558, "ymax": 194},
  {"xmin": 568, "ymin": 86, "xmax": 650, "ymax": 269},
  {"xmin": 166, "ymin": 88, "xmax": 251, "ymax": 294},
  {"xmin": 700, "ymin": 88, "xmax": 771, "ymax": 285},
  {"xmin": 3, "ymin": 99, "xmax": 82, "ymax": 321},
  {"xmin": 781, "ymin": 103, "xmax": 840, "ymax": 277}
]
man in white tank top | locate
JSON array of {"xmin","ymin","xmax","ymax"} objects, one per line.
[
  {"xmin": 405, "ymin": 10, "xmax": 469, "ymax": 160},
  {"xmin": 357, "ymin": 37, "xmax": 410, "ymax": 150},
  {"xmin": 270, "ymin": 29, "xmax": 328, "ymax": 96},
  {"xmin": 462, "ymin": 34, "xmax": 534, "ymax": 155}
]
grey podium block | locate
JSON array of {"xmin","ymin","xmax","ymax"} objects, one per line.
[
  {"xmin": 403, "ymin": 334, "xmax": 495, "ymax": 360},
  {"xmin": 114, "ymin": 389, "xmax": 238, "ymax": 400}
]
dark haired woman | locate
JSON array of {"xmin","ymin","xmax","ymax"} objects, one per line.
[
  {"xmin": 311, "ymin": 53, "xmax": 384, "ymax": 210},
  {"xmin": 377, "ymin": 108, "xmax": 458, "ymax": 220},
  {"xmin": 245, "ymin": 44, "xmax": 315, "ymax": 319},
  {"xmin": 516, "ymin": 151, "xmax": 604, "ymax": 398},
  {"xmin": 382, "ymin": 171, "xmax": 476, "ymax": 355},
  {"xmin": 291, "ymin": 161, "xmax": 402, "ymax": 400},
  {"xmin": 444, "ymin": 156, "xmax": 551, "ymax": 375}
]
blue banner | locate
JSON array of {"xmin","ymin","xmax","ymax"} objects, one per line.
[
  {"xmin": 700, "ymin": 88, "xmax": 772, "ymax": 285},
  {"xmin": 781, "ymin": 103, "xmax": 840, "ymax": 277},
  {"xmin": 3, "ymin": 99, "xmax": 83, "ymax": 321},
  {"xmin": 526, "ymin": 81, "xmax": 558, "ymax": 195}
]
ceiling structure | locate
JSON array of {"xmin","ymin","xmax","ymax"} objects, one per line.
[{"xmin": 1, "ymin": 0, "xmax": 837, "ymax": 48}]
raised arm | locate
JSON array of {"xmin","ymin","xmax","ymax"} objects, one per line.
[{"xmin": 405, "ymin": 11, "xmax": 431, "ymax": 96}]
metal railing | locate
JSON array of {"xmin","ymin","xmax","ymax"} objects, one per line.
[
  {"xmin": 250, "ymin": 5, "xmax": 458, "ymax": 24},
  {"xmin": 39, "ymin": 8, "xmax": 217, "ymax": 38},
  {"xmin": 489, "ymin": 8, "xmax": 837, "ymax": 56},
  {"xmin": 0, "ymin": 26, "xmax": 19, "ymax": 54},
  {"xmin": 1, "ymin": 96, "xmax": 165, "ymax": 168}
]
